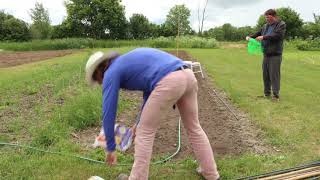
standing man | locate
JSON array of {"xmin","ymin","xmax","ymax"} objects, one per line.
[{"xmin": 246, "ymin": 9, "xmax": 286, "ymax": 101}]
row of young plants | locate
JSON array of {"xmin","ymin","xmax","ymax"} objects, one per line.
[
  {"xmin": 0, "ymin": 36, "xmax": 218, "ymax": 51},
  {"xmin": 1, "ymin": 37, "xmax": 318, "ymax": 52}
]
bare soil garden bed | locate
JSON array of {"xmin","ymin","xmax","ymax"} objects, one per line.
[
  {"xmin": 1, "ymin": 49, "xmax": 270, "ymax": 159},
  {"xmin": 0, "ymin": 50, "xmax": 78, "ymax": 68},
  {"xmin": 75, "ymin": 50, "xmax": 270, "ymax": 159}
]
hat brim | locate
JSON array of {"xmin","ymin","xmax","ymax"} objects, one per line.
[{"xmin": 85, "ymin": 51, "xmax": 120, "ymax": 86}]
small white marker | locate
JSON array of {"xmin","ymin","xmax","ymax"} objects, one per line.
[{"xmin": 88, "ymin": 176, "xmax": 105, "ymax": 180}]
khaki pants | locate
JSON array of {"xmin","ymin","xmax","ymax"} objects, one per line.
[{"xmin": 129, "ymin": 69, "xmax": 219, "ymax": 180}]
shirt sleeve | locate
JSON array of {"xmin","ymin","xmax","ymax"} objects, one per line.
[
  {"xmin": 250, "ymin": 27, "xmax": 262, "ymax": 38},
  {"xmin": 102, "ymin": 72, "xmax": 120, "ymax": 152}
]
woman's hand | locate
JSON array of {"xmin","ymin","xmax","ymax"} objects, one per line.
[{"xmin": 105, "ymin": 151, "xmax": 117, "ymax": 166}]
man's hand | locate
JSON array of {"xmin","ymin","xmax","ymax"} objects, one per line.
[
  {"xmin": 245, "ymin": 36, "xmax": 251, "ymax": 41},
  {"xmin": 105, "ymin": 151, "xmax": 117, "ymax": 166},
  {"xmin": 256, "ymin": 36, "xmax": 264, "ymax": 41}
]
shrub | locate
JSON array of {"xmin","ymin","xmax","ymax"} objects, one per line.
[
  {"xmin": 150, "ymin": 36, "xmax": 175, "ymax": 48},
  {"xmin": 178, "ymin": 36, "xmax": 218, "ymax": 48},
  {"xmin": 151, "ymin": 36, "xmax": 218, "ymax": 48},
  {"xmin": 295, "ymin": 38, "xmax": 320, "ymax": 51}
]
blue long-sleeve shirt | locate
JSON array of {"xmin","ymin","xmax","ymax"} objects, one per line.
[{"xmin": 102, "ymin": 48, "xmax": 185, "ymax": 152}]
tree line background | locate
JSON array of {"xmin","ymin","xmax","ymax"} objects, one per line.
[{"xmin": 1, "ymin": 0, "xmax": 319, "ymax": 42}]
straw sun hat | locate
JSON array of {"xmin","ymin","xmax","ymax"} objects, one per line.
[{"xmin": 85, "ymin": 51, "xmax": 119, "ymax": 86}]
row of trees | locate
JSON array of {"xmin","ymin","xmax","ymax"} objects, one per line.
[
  {"xmin": 1, "ymin": 0, "xmax": 319, "ymax": 42},
  {"xmin": 203, "ymin": 24, "xmax": 256, "ymax": 41},
  {"xmin": 0, "ymin": 11, "xmax": 31, "ymax": 41},
  {"xmin": 203, "ymin": 8, "xmax": 320, "ymax": 41},
  {"xmin": 0, "ymin": 2, "xmax": 50, "ymax": 41},
  {"xmin": 51, "ymin": 1, "xmax": 194, "ymax": 39}
]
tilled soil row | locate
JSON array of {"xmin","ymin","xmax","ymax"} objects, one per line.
[
  {"xmin": 0, "ymin": 50, "xmax": 79, "ymax": 68},
  {"xmin": 76, "ymin": 50, "xmax": 270, "ymax": 159}
]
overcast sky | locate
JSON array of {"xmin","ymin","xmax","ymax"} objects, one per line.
[{"xmin": 1, "ymin": 0, "xmax": 319, "ymax": 30}]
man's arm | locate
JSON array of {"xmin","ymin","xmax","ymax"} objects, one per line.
[{"xmin": 263, "ymin": 22, "xmax": 286, "ymax": 41}]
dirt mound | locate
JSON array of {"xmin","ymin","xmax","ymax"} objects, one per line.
[
  {"xmin": 76, "ymin": 50, "xmax": 270, "ymax": 159},
  {"xmin": 0, "ymin": 50, "xmax": 78, "ymax": 68}
]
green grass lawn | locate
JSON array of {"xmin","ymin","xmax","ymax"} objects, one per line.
[
  {"xmin": 189, "ymin": 48, "xmax": 320, "ymax": 177},
  {"xmin": 0, "ymin": 47, "xmax": 319, "ymax": 179}
]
